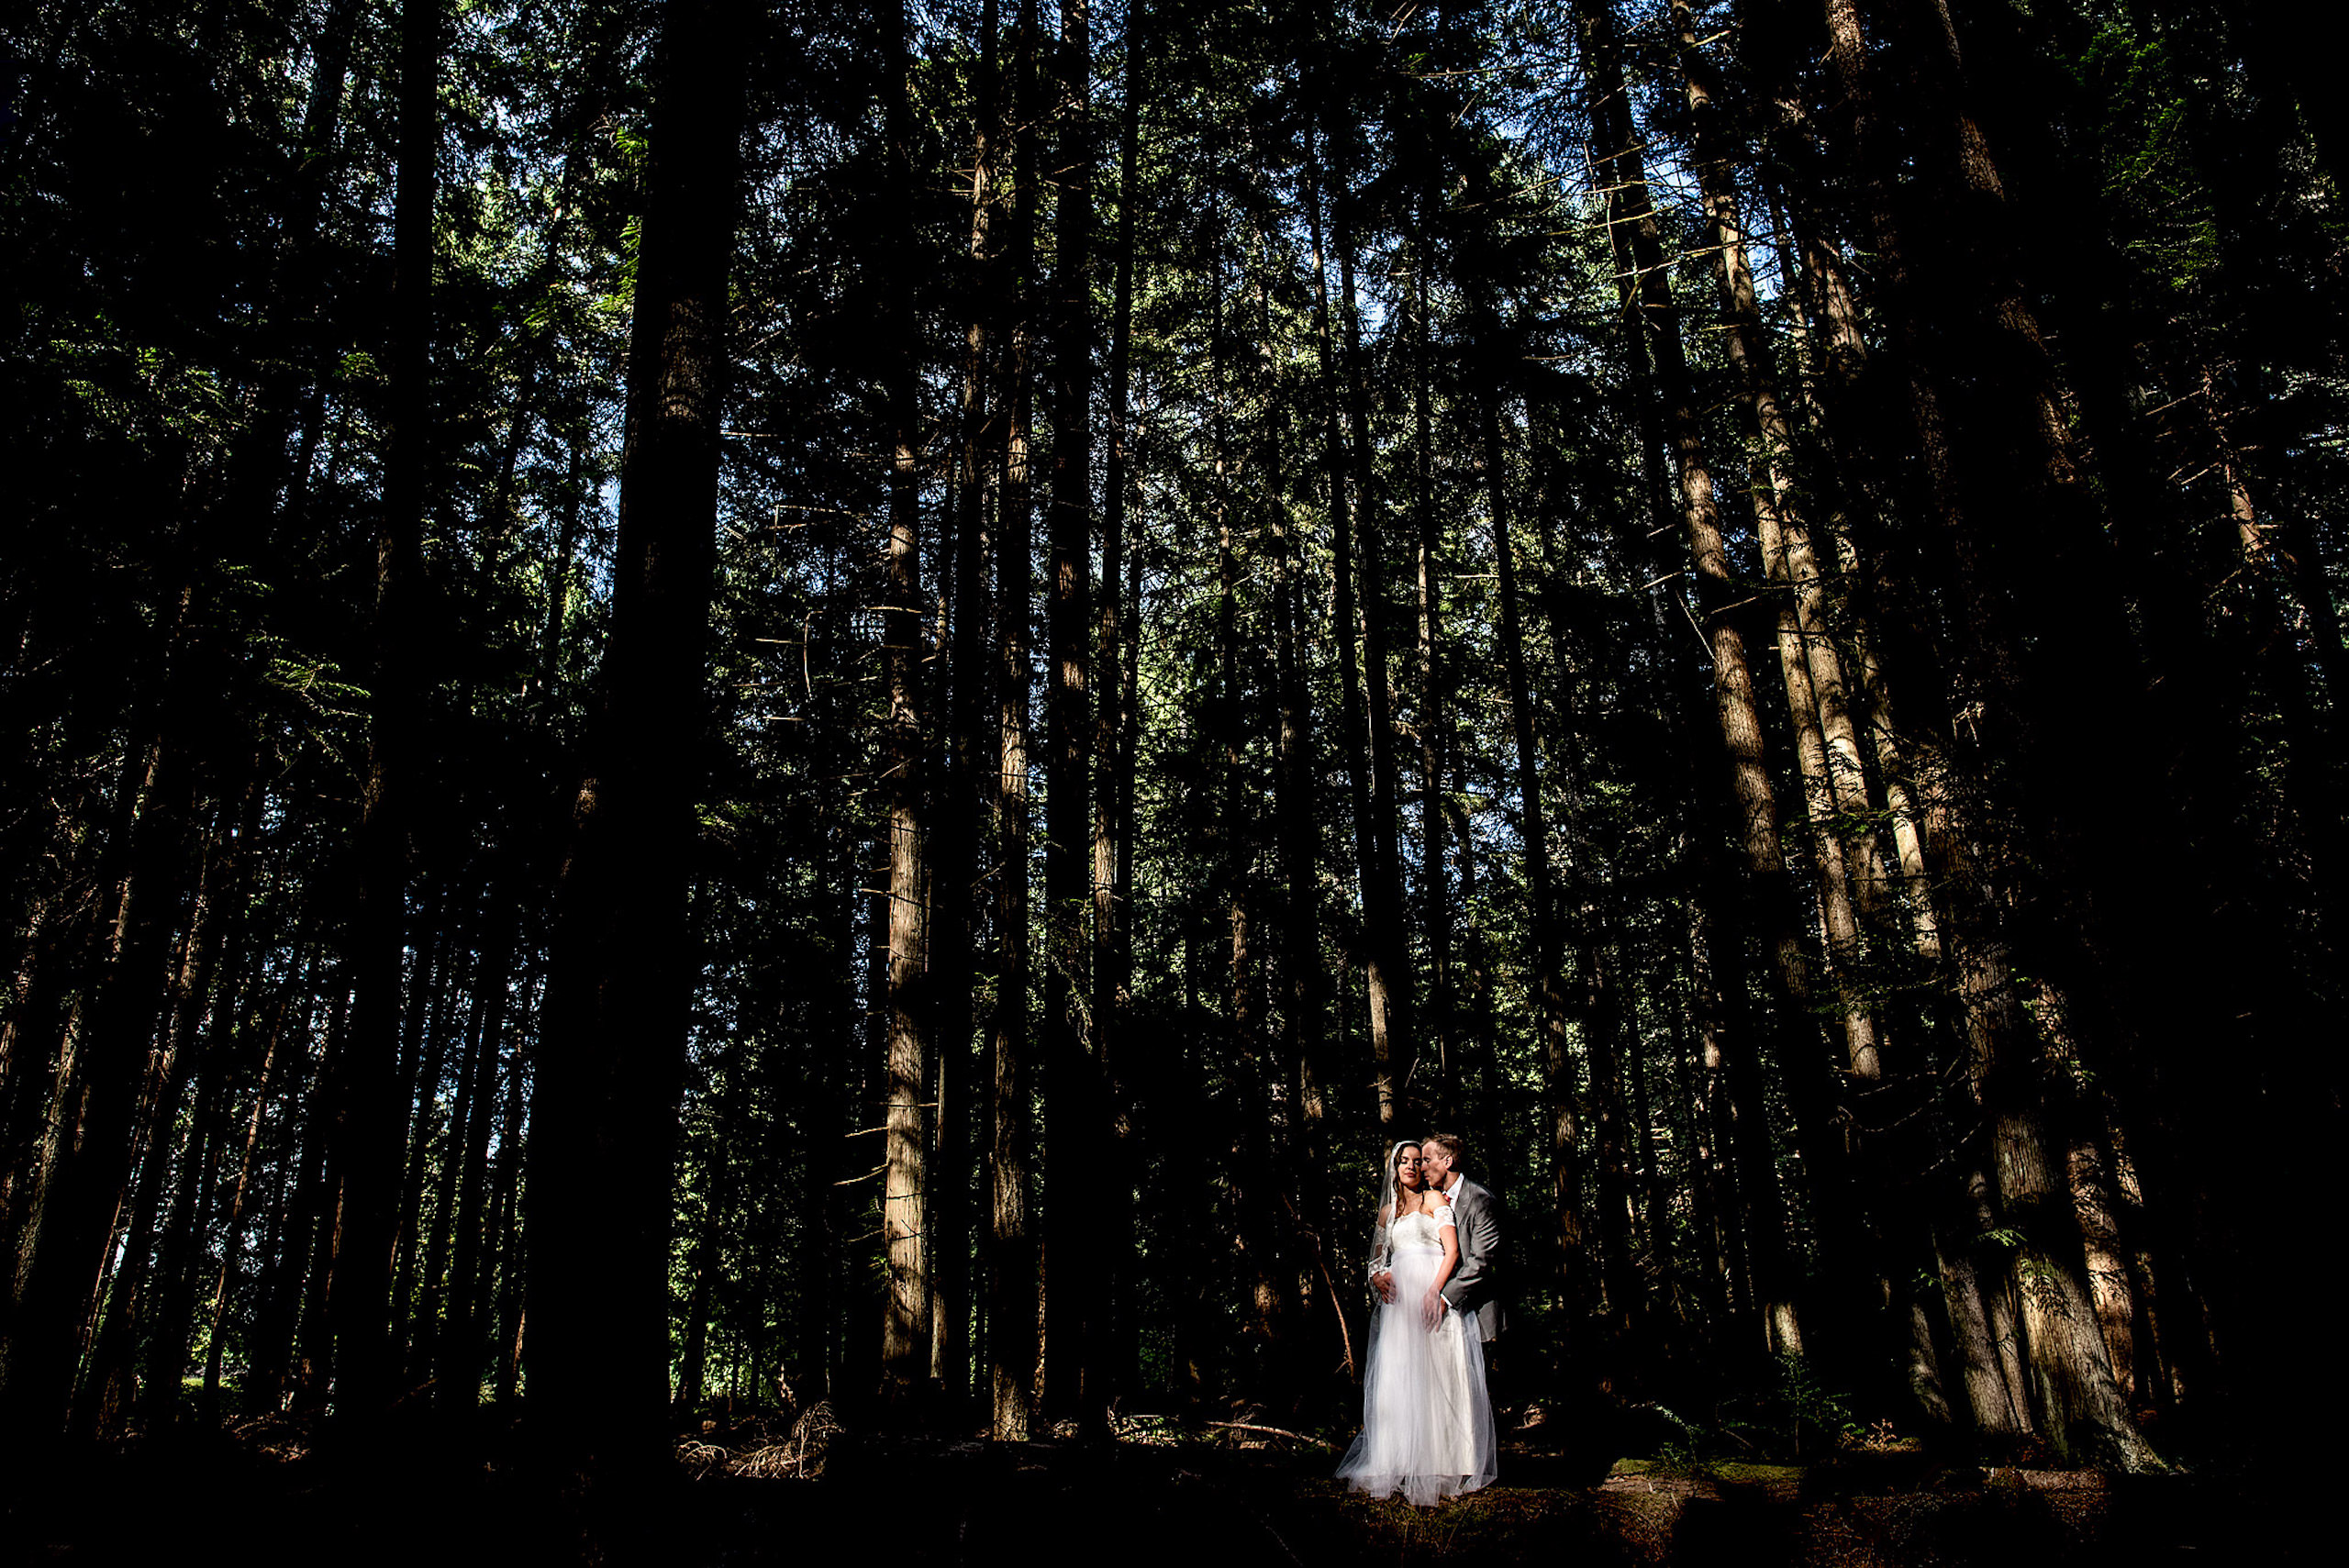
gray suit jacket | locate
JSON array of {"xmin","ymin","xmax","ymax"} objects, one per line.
[{"xmin": 1437, "ymin": 1175, "xmax": 1506, "ymax": 1343}]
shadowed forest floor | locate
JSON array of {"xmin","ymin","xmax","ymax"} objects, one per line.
[{"xmin": 4, "ymin": 1416, "xmax": 2316, "ymax": 1567}]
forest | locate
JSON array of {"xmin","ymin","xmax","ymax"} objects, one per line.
[{"xmin": 2, "ymin": 0, "xmax": 2343, "ymax": 1558}]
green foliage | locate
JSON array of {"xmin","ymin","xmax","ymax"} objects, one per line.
[{"xmin": 1708, "ymin": 1356, "xmax": 1867, "ymax": 1463}]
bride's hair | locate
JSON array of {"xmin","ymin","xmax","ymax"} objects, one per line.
[{"xmin": 1383, "ymin": 1140, "xmax": 1422, "ymax": 1222}]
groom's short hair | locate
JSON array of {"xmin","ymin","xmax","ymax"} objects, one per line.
[{"xmin": 1422, "ymin": 1130, "xmax": 1466, "ymax": 1165}]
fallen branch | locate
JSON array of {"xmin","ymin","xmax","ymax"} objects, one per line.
[{"xmin": 1207, "ymin": 1420, "xmax": 1329, "ymax": 1444}]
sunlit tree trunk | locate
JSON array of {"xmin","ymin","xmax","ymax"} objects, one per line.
[
  {"xmin": 1580, "ymin": 0, "xmax": 1849, "ymax": 1349},
  {"xmin": 877, "ymin": 0, "xmax": 935, "ymax": 1415},
  {"xmin": 1789, "ymin": 221, "xmax": 1943, "ymax": 959},
  {"xmin": 1675, "ymin": 8, "xmax": 1884, "ymax": 1090}
]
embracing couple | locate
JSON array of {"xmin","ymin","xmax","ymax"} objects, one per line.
[{"xmin": 1335, "ymin": 1132, "xmax": 1502, "ymax": 1507}]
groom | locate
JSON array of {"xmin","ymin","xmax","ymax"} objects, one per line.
[{"xmin": 1419, "ymin": 1131, "xmax": 1505, "ymax": 1344}]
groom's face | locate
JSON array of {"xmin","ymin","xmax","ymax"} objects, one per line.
[{"xmin": 1421, "ymin": 1143, "xmax": 1453, "ymax": 1186}]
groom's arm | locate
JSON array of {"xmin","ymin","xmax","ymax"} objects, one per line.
[{"xmin": 1441, "ymin": 1188, "xmax": 1500, "ymax": 1311}]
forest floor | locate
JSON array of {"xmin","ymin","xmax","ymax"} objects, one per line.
[{"xmin": 3, "ymin": 1412, "xmax": 2310, "ymax": 1567}]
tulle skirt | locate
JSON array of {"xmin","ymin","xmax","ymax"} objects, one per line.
[{"xmin": 1334, "ymin": 1244, "xmax": 1498, "ymax": 1507}]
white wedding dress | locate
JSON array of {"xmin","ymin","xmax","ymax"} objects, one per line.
[{"xmin": 1334, "ymin": 1206, "xmax": 1498, "ymax": 1507}]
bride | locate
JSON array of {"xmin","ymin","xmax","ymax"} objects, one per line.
[{"xmin": 1335, "ymin": 1140, "xmax": 1499, "ymax": 1507}]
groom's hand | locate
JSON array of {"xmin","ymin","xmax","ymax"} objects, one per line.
[{"xmin": 1372, "ymin": 1270, "xmax": 1396, "ymax": 1302}]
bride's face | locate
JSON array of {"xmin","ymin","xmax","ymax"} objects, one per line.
[{"xmin": 1396, "ymin": 1146, "xmax": 1424, "ymax": 1192}]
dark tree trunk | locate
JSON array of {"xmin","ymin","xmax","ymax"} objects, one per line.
[
  {"xmin": 985, "ymin": 0, "xmax": 1041, "ymax": 1444},
  {"xmin": 1041, "ymin": 0, "xmax": 1097, "ymax": 1430},
  {"xmin": 439, "ymin": 925, "xmax": 513, "ymax": 1412},
  {"xmin": 1, "ymin": 674, "xmax": 201, "ymax": 1446},
  {"xmin": 1813, "ymin": 0, "xmax": 2161, "ymax": 1467},
  {"xmin": 143, "ymin": 762, "xmax": 269, "ymax": 1429},
  {"xmin": 1301, "ymin": 128, "xmax": 1380, "ymax": 1150},
  {"xmin": 1408, "ymin": 260, "xmax": 1451, "ymax": 1122},
  {"xmin": 202, "ymin": 954, "xmax": 304, "ymax": 1421},
  {"xmin": 1091, "ymin": 0, "xmax": 1146, "ymax": 1406},
  {"xmin": 525, "ymin": 0, "xmax": 751, "ymax": 1473},
  {"xmin": 325, "ymin": 0, "xmax": 440, "ymax": 1428},
  {"xmin": 1333, "ymin": 197, "xmax": 1416, "ymax": 1130},
  {"xmin": 928, "ymin": 0, "xmax": 1004, "ymax": 1423},
  {"xmin": 1475, "ymin": 361, "xmax": 1601, "ymax": 1325}
]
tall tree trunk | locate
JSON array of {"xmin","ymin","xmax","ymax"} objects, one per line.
[
  {"xmin": 386, "ymin": 915, "xmax": 460, "ymax": 1378},
  {"xmin": 1301, "ymin": 126, "xmax": 1382, "ymax": 1139},
  {"xmin": 1208, "ymin": 221, "xmax": 1292, "ymax": 1389},
  {"xmin": 144, "ymin": 762, "xmax": 269, "ymax": 1428},
  {"xmin": 1041, "ymin": 0, "xmax": 1097, "ymax": 1430},
  {"xmin": 1332, "ymin": 192, "xmax": 1416, "ymax": 1129},
  {"xmin": 878, "ymin": 0, "xmax": 935, "ymax": 1414},
  {"xmin": 1676, "ymin": 6, "xmax": 1886, "ymax": 1086},
  {"xmin": 0, "ymin": 667, "xmax": 201, "ymax": 1445},
  {"xmin": 326, "ymin": 0, "xmax": 440, "ymax": 1427},
  {"xmin": 1580, "ymin": 0, "xmax": 1849, "ymax": 1346},
  {"xmin": 1781, "ymin": 213, "xmax": 1942, "ymax": 959},
  {"xmin": 201, "ymin": 956, "xmax": 302, "ymax": 1420},
  {"xmin": 930, "ymin": 0, "xmax": 1005, "ymax": 1421},
  {"xmin": 1816, "ymin": 0, "xmax": 2161, "ymax": 1468},
  {"xmin": 411, "ymin": 935, "xmax": 497, "ymax": 1388},
  {"xmin": 79, "ymin": 771, "xmax": 253, "ymax": 1435},
  {"xmin": 489, "ymin": 978, "xmax": 531, "ymax": 1407},
  {"xmin": 1090, "ymin": 0, "xmax": 1144, "ymax": 1404},
  {"xmin": 1475, "ymin": 359, "xmax": 1601, "ymax": 1324},
  {"xmin": 985, "ymin": 0, "xmax": 1041, "ymax": 1443},
  {"xmin": 1409, "ymin": 259, "xmax": 1451, "ymax": 1121},
  {"xmin": 439, "ymin": 922, "xmax": 512, "ymax": 1414},
  {"xmin": 245, "ymin": 991, "xmax": 340, "ymax": 1415},
  {"xmin": 525, "ymin": 0, "xmax": 751, "ymax": 1473}
]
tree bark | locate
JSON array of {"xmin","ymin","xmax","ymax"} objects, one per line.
[
  {"xmin": 1332, "ymin": 189, "xmax": 1416, "ymax": 1129},
  {"xmin": 201, "ymin": 953, "xmax": 303, "ymax": 1421},
  {"xmin": 1, "ymin": 661, "xmax": 201, "ymax": 1445},
  {"xmin": 1676, "ymin": 7, "xmax": 1886, "ymax": 1087},
  {"xmin": 1088, "ymin": 0, "xmax": 1145, "ymax": 1408},
  {"xmin": 1041, "ymin": 0, "xmax": 1097, "ymax": 1430},
  {"xmin": 1579, "ymin": 0, "xmax": 1849, "ymax": 1346},
  {"xmin": 525, "ymin": 0, "xmax": 750, "ymax": 1473},
  {"xmin": 1409, "ymin": 259, "xmax": 1451, "ymax": 1120},
  {"xmin": 985, "ymin": 0, "xmax": 1041, "ymax": 1442},
  {"xmin": 878, "ymin": 0, "xmax": 935, "ymax": 1415},
  {"xmin": 322, "ymin": 0, "xmax": 440, "ymax": 1429},
  {"xmin": 1475, "ymin": 356, "xmax": 1603, "ymax": 1323},
  {"xmin": 1814, "ymin": 0, "xmax": 2161, "ymax": 1468}
]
